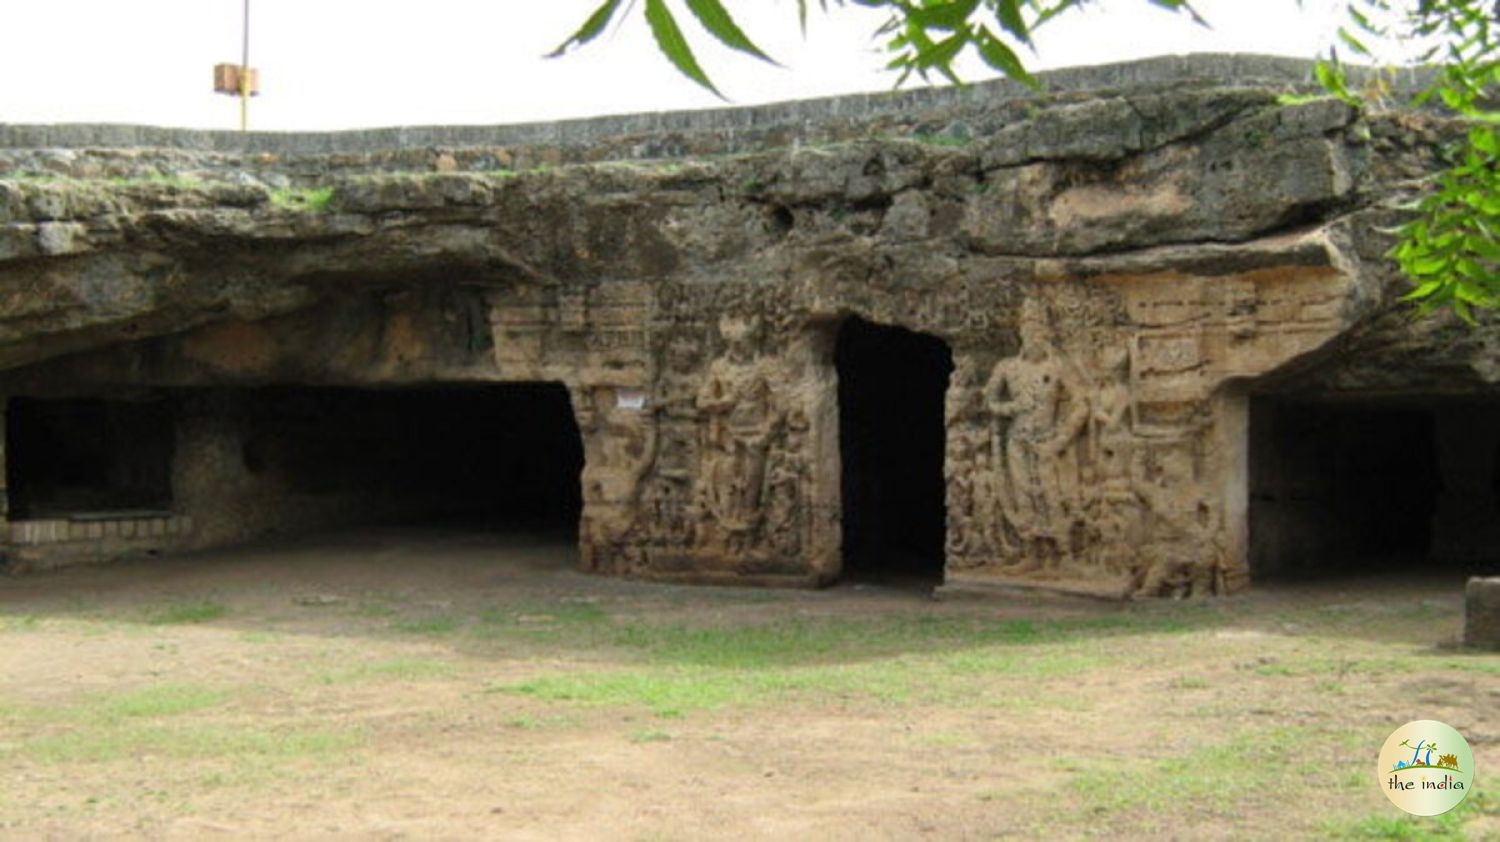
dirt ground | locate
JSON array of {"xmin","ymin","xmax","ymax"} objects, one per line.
[{"xmin": 1, "ymin": 527, "xmax": 1496, "ymax": 840}]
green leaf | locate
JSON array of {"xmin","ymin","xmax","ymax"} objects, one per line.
[
  {"xmin": 974, "ymin": 26, "xmax": 1037, "ymax": 87},
  {"xmin": 1314, "ymin": 60, "xmax": 1359, "ymax": 105},
  {"xmin": 1338, "ymin": 27, "xmax": 1372, "ymax": 58},
  {"xmin": 547, "ymin": 0, "xmax": 628, "ymax": 58},
  {"xmin": 1402, "ymin": 279, "xmax": 1445, "ymax": 300},
  {"xmin": 1471, "ymin": 127, "xmax": 1499, "ymax": 155},
  {"xmin": 684, "ymin": 0, "xmax": 778, "ymax": 64},
  {"xmin": 916, "ymin": 31, "xmax": 967, "ymax": 71},
  {"xmin": 995, "ymin": 0, "xmax": 1032, "ymax": 45},
  {"xmin": 1407, "ymin": 255, "xmax": 1450, "ymax": 275},
  {"xmin": 906, "ymin": 0, "xmax": 981, "ymax": 33},
  {"xmin": 644, "ymin": 0, "xmax": 723, "ymax": 98}
]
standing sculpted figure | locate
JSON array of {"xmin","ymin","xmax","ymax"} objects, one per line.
[
  {"xmin": 575, "ymin": 386, "xmax": 658, "ymax": 572},
  {"xmin": 696, "ymin": 314, "xmax": 782, "ymax": 554},
  {"xmin": 1088, "ymin": 347, "xmax": 1144, "ymax": 576},
  {"xmin": 984, "ymin": 300, "xmax": 1089, "ymax": 571}
]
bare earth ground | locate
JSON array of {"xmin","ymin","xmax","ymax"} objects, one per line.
[{"xmin": 0, "ymin": 527, "xmax": 1496, "ymax": 841}]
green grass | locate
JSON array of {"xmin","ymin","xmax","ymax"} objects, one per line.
[
  {"xmin": 109, "ymin": 173, "xmax": 205, "ymax": 190},
  {"xmin": 15, "ymin": 724, "xmax": 361, "ymax": 765},
  {"xmin": 269, "ymin": 186, "xmax": 336, "ymax": 211},
  {"xmin": 0, "ymin": 614, "xmax": 42, "ymax": 632},
  {"xmin": 1323, "ymin": 791, "xmax": 1494, "ymax": 840},
  {"xmin": 491, "ymin": 613, "xmax": 1188, "ymax": 715},
  {"xmin": 144, "ymin": 601, "xmax": 227, "ymax": 625},
  {"xmin": 911, "ymin": 132, "xmax": 970, "ymax": 147},
  {"xmin": 0, "ymin": 682, "xmax": 227, "ymax": 729},
  {"xmin": 1065, "ymin": 724, "xmax": 1373, "ymax": 829},
  {"xmin": 391, "ymin": 615, "xmax": 463, "ymax": 636},
  {"xmin": 85, "ymin": 683, "xmax": 227, "ymax": 722},
  {"xmin": 315, "ymin": 657, "xmax": 457, "ymax": 685},
  {"xmin": 1170, "ymin": 675, "xmax": 1212, "ymax": 690}
]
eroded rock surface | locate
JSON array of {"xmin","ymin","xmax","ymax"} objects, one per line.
[{"xmin": 0, "ymin": 55, "xmax": 1491, "ymax": 595}]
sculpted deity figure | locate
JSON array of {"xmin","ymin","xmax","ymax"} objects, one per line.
[
  {"xmin": 1088, "ymin": 347, "xmax": 1144, "ymax": 575},
  {"xmin": 576, "ymin": 386, "xmax": 658, "ymax": 510},
  {"xmin": 696, "ymin": 314, "xmax": 783, "ymax": 554},
  {"xmin": 984, "ymin": 299, "xmax": 1089, "ymax": 571},
  {"xmin": 1129, "ymin": 447, "xmax": 1223, "ymax": 598},
  {"xmin": 575, "ymin": 386, "xmax": 659, "ymax": 572},
  {"xmin": 763, "ymin": 409, "xmax": 810, "ymax": 557}
]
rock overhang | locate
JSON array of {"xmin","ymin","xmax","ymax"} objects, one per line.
[{"xmin": 0, "ymin": 54, "xmax": 1493, "ymax": 594}]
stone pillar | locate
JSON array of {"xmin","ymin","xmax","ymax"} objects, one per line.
[
  {"xmin": 1465, "ymin": 577, "xmax": 1500, "ymax": 650},
  {"xmin": 1429, "ymin": 407, "xmax": 1500, "ymax": 564}
]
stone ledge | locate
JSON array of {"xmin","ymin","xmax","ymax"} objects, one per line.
[
  {"xmin": 0, "ymin": 54, "xmax": 1368, "ymax": 156},
  {"xmin": 5, "ymin": 514, "xmax": 192, "ymax": 545}
]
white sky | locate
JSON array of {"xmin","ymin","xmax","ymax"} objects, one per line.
[{"xmin": 0, "ymin": 0, "xmax": 1354, "ymax": 131}]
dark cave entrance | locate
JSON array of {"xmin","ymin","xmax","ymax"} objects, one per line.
[
  {"xmin": 6, "ymin": 397, "xmax": 175, "ymax": 519},
  {"xmin": 1248, "ymin": 397, "xmax": 1500, "ymax": 582},
  {"xmin": 835, "ymin": 317, "xmax": 953, "ymax": 584},
  {"xmin": 234, "ymin": 384, "xmax": 584, "ymax": 534}
]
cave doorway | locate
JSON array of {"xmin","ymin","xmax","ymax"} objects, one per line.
[
  {"xmin": 6, "ymin": 397, "xmax": 175, "ymax": 519},
  {"xmin": 1248, "ymin": 397, "xmax": 1500, "ymax": 583},
  {"xmin": 835, "ymin": 317, "xmax": 953, "ymax": 585},
  {"xmin": 232, "ymin": 383, "xmax": 585, "ymax": 535}
]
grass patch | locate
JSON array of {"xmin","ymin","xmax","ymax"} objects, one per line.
[
  {"xmin": 0, "ymin": 614, "xmax": 42, "ymax": 632},
  {"xmin": 629, "ymin": 729, "xmax": 672, "ymax": 744},
  {"xmin": 14, "ymin": 724, "xmax": 361, "ymax": 765},
  {"xmin": 911, "ymin": 132, "xmax": 970, "ymax": 147},
  {"xmin": 144, "ymin": 601, "xmax": 227, "ymax": 625},
  {"xmin": 1324, "ymin": 790, "xmax": 1493, "ymax": 840},
  {"xmin": 1065, "ymin": 725, "xmax": 1369, "ymax": 825},
  {"xmin": 316, "ymin": 657, "xmax": 456, "ymax": 685},
  {"xmin": 269, "ymin": 186, "xmax": 335, "ymax": 211},
  {"xmin": 1170, "ymin": 675, "xmax": 1211, "ymax": 690},
  {"xmin": 391, "ymin": 615, "xmax": 462, "ymax": 636},
  {"xmin": 0, "ymin": 683, "xmax": 228, "ymax": 729},
  {"xmin": 105, "ymin": 173, "xmax": 206, "ymax": 190},
  {"xmin": 349, "ymin": 596, "xmax": 400, "ymax": 619},
  {"xmin": 85, "ymin": 683, "xmax": 227, "ymax": 722},
  {"xmin": 488, "ymin": 612, "xmax": 1200, "ymax": 715}
]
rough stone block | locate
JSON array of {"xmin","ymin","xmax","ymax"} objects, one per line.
[{"xmin": 1465, "ymin": 577, "xmax": 1500, "ymax": 650}]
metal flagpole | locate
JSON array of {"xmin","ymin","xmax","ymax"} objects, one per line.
[{"xmin": 240, "ymin": 0, "xmax": 251, "ymax": 132}]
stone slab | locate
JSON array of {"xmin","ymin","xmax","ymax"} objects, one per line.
[{"xmin": 1464, "ymin": 576, "xmax": 1500, "ymax": 650}]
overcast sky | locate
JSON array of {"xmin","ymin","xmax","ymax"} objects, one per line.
[{"xmin": 0, "ymin": 0, "xmax": 1354, "ymax": 131}]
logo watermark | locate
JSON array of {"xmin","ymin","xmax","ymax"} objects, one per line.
[{"xmin": 1379, "ymin": 720, "xmax": 1474, "ymax": 816}]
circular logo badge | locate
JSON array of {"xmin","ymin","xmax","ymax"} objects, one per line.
[{"xmin": 1378, "ymin": 720, "xmax": 1475, "ymax": 816}]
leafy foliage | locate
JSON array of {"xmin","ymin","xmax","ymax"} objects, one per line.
[
  {"xmin": 550, "ymin": 0, "xmax": 1201, "ymax": 97},
  {"xmin": 1317, "ymin": 1, "xmax": 1500, "ymax": 320},
  {"xmin": 555, "ymin": 1, "xmax": 1500, "ymax": 321}
]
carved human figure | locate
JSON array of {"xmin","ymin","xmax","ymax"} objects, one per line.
[
  {"xmin": 577, "ymin": 386, "xmax": 658, "ymax": 508},
  {"xmin": 944, "ymin": 430, "xmax": 999, "ymax": 562},
  {"xmin": 696, "ymin": 314, "xmax": 783, "ymax": 554},
  {"xmin": 763, "ymin": 409, "xmax": 809, "ymax": 557},
  {"xmin": 984, "ymin": 300, "xmax": 1089, "ymax": 571},
  {"xmin": 1128, "ymin": 447, "xmax": 1222, "ymax": 598},
  {"xmin": 1088, "ymin": 347, "xmax": 1143, "ymax": 575},
  {"xmin": 575, "ymin": 386, "xmax": 659, "ymax": 572},
  {"xmin": 642, "ymin": 331, "xmax": 704, "ymax": 549}
]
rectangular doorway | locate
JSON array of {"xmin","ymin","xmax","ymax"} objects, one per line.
[{"xmin": 835, "ymin": 317, "xmax": 953, "ymax": 585}]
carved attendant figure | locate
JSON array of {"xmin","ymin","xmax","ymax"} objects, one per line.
[
  {"xmin": 984, "ymin": 299, "xmax": 1089, "ymax": 570},
  {"xmin": 696, "ymin": 314, "xmax": 783, "ymax": 554}
]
